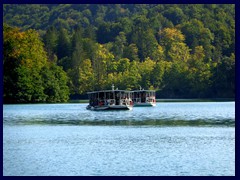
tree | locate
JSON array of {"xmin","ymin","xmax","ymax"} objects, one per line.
[
  {"xmin": 57, "ymin": 27, "xmax": 71, "ymax": 63},
  {"xmin": 168, "ymin": 42, "xmax": 191, "ymax": 62},
  {"xmin": 3, "ymin": 24, "xmax": 69, "ymax": 103},
  {"xmin": 67, "ymin": 59, "xmax": 94, "ymax": 95},
  {"xmin": 180, "ymin": 19, "xmax": 214, "ymax": 60},
  {"xmin": 123, "ymin": 43, "xmax": 139, "ymax": 61},
  {"xmin": 121, "ymin": 61, "xmax": 141, "ymax": 90},
  {"xmin": 117, "ymin": 58, "xmax": 130, "ymax": 72},
  {"xmin": 78, "ymin": 59, "xmax": 94, "ymax": 93},
  {"xmin": 41, "ymin": 64, "xmax": 69, "ymax": 102},
  {"xmin": 188, "ymin": 46, "xmax": 212, "ymax": 97},
  {"xmin": 44, "ymin": 26, "xmax": 58, "ymax": 63},
  {"xmin": 131, "ymin": 15, "xmax": 159, "ymax": 61},
  {"xmin": 163, "ymin": 6, "xmax": 186, "ymax": 25},
  {"xmin": 112, "ymin": 32, "xmax": 127, "ymax": 60},
  {"xmin": 211, "ymin": 53, "xmax": 235, "ymax": 98},
  {"xmin": 92, "ymin": 44, "xmax": 115, "ymax": 90},
  {"xmin": 4, "ymin": 25, "xmax": 47, "ymax": 102},
  {"xmin": 151, "ymin": 60, "xmax": 171, "ymax": 89},
  {"xmin": 3, "ymin": 4, "xmax": 235, "ymax": 99},
  {"xmin": 159, "ymin": 27, "xmax": 186, "ymax": 60},
  {"xmin": 161, "ymin": 61, "xmax": 191, "ymax": 98},
  {"xmin": 71, "ymin": 27, "xmax": 85, "ymax": 67},
  {"xmin": 138, "ymin": 58, "xmax": 155, "ymax": 89}
]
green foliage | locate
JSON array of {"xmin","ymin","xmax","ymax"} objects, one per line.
[
  {"xmin": 41, "ymin": 64, "xmax": 70, "ymax": 102},
  {"xmin": 57, "ymin": 27, "xmax": 71, "ymax": 61},
  {"xmin": 211, "ymin": 53, "xmax": 235, "ymax": 98},
  {"xmin": 139, "ymin": 58, "xmax": 156, "ymax": 88},
  {"xmin": 3, "ymin": 24, "xmax": 69, "ymax": 103},
  {"xmin": 123, "ymin": 43, "xmax": 139, "ymax": 61},
  {"xmin": 180, "ymin": 19, "xmax": 214, "ymax": 59},
  {"xmin": 43, "ymin": 26, "xmax": 58, "ymax": 62},
  {"xmin": 151, "ymin": 60, "xmax": 171, "ymax": 89},
  {"xmin": 3, "ymin": 4, "xmax": 235, "ymax": 100},
  {"xmin": 4, "ymin": 25, "xmax": 48, "ymax": 103},
  {"xmin": 188, "ymin": 46, "xmax": 212, "ymax": 97}
]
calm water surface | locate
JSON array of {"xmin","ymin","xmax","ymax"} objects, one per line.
[{"xmin": 3, "ymin": 102, "xmax": 235, "ymax": 176}]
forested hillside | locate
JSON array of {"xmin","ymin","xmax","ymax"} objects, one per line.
[{"xmin": 3, "ymin": 4, "xmax": 235, "ymax": 103}]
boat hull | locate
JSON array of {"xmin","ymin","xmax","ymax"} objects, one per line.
[
  {"xmin": 133, "ymin": 102, "xmax": 156, "ymax": 107},
  {"xmin": 86, "ymin": 105, "xmax": 133, "ymax": 111}
]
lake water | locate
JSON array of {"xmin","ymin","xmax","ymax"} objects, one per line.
[{"xmin": 3, "ymin": 102, "xmax": 235, "ymax": 176}]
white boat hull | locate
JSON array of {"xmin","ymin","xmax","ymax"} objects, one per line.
[{"xmin": 86, "ymin": 105, "xmax": 133, "ymax": 111}]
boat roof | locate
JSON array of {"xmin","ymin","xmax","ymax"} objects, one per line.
[
  {"xmin": 87, "ymin": 90, "xmax": 133, "ymax": 94},
  {"xmin": 133, "ymin": 90, "xmax": 156, "ymax": 92}
]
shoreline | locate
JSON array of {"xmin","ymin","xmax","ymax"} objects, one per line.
[
  {"xmin": 3, "ymin": 98, "xmax": 235, "ymax": 105},
  {"xmin": 69, "ymin": 98, "xmax": 235, "ymax": 103}
]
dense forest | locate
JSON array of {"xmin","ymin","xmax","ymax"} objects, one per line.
[{"xmin": 3, "ymin": 4, "xmax": 235, "ymax": 103}]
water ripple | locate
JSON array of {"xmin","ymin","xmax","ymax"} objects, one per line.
[{"xmin": 3, "ymin": 102, "xmax": 235, "ymax": 127}]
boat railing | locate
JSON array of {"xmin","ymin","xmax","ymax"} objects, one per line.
[
  {"xmin": 120, "ymin": 99, "xmax": 127, "ymax": 105},
  {"xmin": 146, "ymin": 96, "xmax": 156, "ymax": 103},
  {"xmin": 134, "ymin": 98, "xmax": 141, "ymax": 103},
  {"xmin": 120, "ymin": 98, "xmax": 132, "ymax": 106},
  {"xmin": 107, "ymin": 99, "xmax": 115, "ymax": 106}
]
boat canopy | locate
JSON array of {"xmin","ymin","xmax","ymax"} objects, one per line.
[
  {"xmin": 87, "ymin": 90, "xmax": 133, "ymax": 94},
  {"xmin": 133, "ymin": 90, "xmax": 155, "ymax": 92}
]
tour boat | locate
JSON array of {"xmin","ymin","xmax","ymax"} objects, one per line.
[
  {"xmin": 133, "ymin": 89, "xmax": 156, "ymax": 107},
  {"xmin": 86, "ymin": 85, "xmax": 133, "ymax": 111}
]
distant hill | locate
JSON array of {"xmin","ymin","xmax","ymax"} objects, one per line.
[{"xmin": 3, "ymin": 4, "xmax": 235, "ymax": 103}]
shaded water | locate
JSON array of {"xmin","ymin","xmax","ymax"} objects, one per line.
[
  {"xmin": 3, "ymin": 102, "xmax": 235, "ymax": 126},
  {"xmin": 3, "ymin": 102, "xmax": 235, "ymax": 176}
]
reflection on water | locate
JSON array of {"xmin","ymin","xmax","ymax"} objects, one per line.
[{"xmin": 3, "ymin": 102, "xmax": 235, "ymax": 126}]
